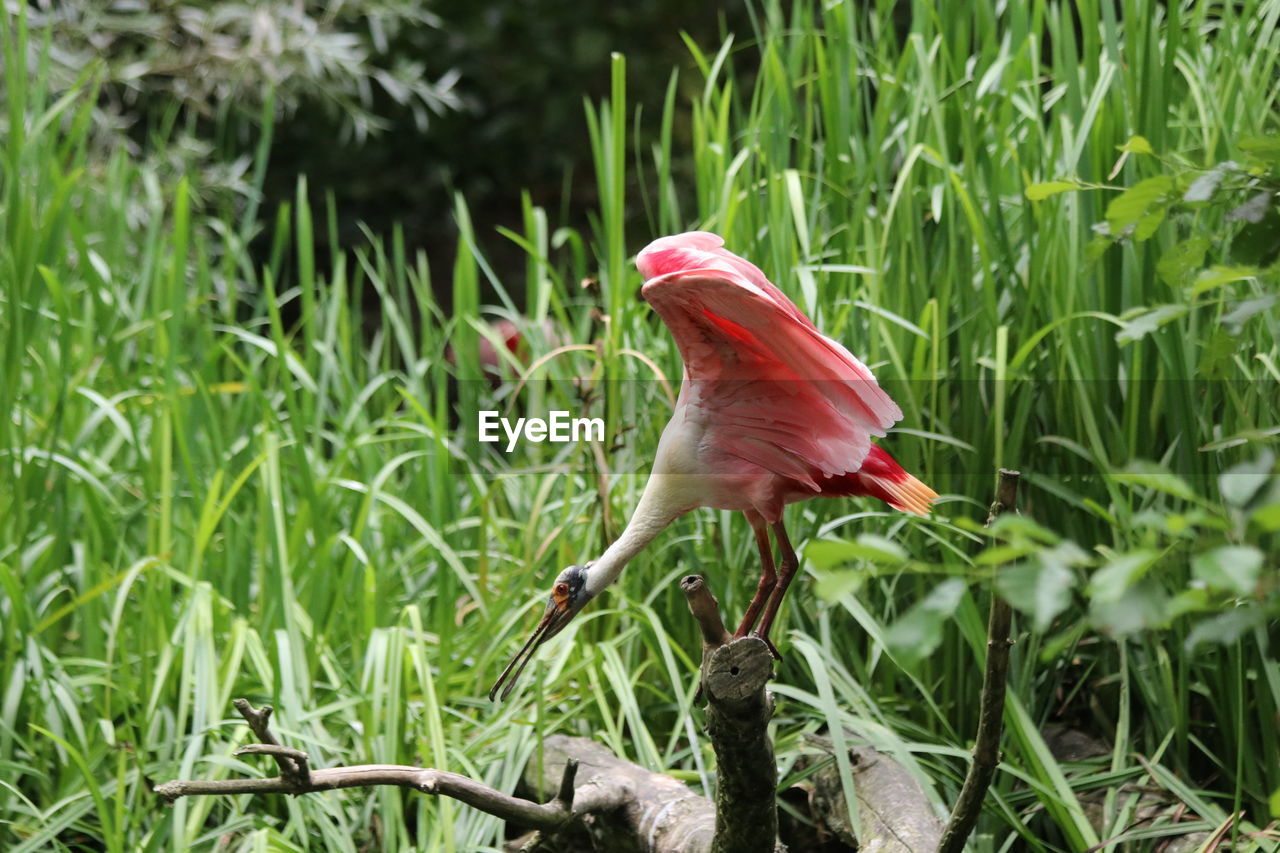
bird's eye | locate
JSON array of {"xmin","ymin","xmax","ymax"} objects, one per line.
[{"xmin": 554, "ymin": 582, "xmax": 569, "ymax": 596}]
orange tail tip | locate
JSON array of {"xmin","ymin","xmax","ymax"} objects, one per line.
[
  {"xmin": 820, "ymin": 445, "xmax": 938, "ymax": 515},
  {"xmin": 882, "ymin": 473, "xmax": 938, "ymax": 516}
]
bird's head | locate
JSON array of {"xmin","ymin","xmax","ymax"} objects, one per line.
[{"xmin": 489, "ymin": 563, "xmax": 594, "ymax": 701}]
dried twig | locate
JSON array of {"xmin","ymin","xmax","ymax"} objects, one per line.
[
  {"xmin": 230, "ymin": 698, "xmax": 309, "ymax": 786},
  {"xmin": 681, "ymin": 574, "xmax": 732, "ymax": 649},
  {"xmin": 154, "ymin": 699, "xmax": 579, "ymax": 833},
  {"xmin": 938, "ymin": 468, "xmax": 1020, "ymax": 853}
]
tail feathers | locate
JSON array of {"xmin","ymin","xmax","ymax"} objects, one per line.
[
  {"xmin": 875, "ymin": 472, "xmax": 938, "ymax": 516},
  {"xmin": 817, "ymin": 444, "xmax": 938, "ymax": 515}
]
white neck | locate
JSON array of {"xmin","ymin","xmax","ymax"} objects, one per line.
[{"xmin": 583, "ymin": 475, "xmax": 685, "ymax": 597}]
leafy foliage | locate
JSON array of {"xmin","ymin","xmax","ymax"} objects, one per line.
[
  {"xmin": 1, "ymin": 0, "xmax": 461, "ymax": 214},
  {"xmin": 12, "ymin": 0, "xmax": 460, "ymax": 141},
  {"xmin": 1029, "ymin": 133, "xmax": 1280, "ymax": 349},
  {"xmin": 961, "ymin": 455, "xmax": 1280, "ymax": 644}
]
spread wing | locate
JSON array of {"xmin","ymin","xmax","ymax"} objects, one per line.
[{"xmin": 641, "ymin": 266, "xmax": 903, "ymax": 490}]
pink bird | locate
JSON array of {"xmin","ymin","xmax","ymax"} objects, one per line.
[
  {"xmin": 445, "ymin": 317, "xmax": 563, "ymax": 385},
  {"xmin": 490, "ymin": 232, "xmax": 936, "ymax": 700}
]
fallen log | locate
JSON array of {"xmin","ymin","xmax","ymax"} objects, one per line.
[{"xmin": 802, "ymin": 737, "xmax": 944, "ymax": 851}]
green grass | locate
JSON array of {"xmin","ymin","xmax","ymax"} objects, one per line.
[{"xmin": 3, "ymin": 1, "xmax": 1279, "ymax": 851}]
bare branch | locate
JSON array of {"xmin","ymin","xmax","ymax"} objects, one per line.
[
  {"xmin": 231, "ymin": 699, "xmax": 308, "ymax": 786},
  {"xmin": 681, "ymin": 574, "xmax": 731, "ymax": 648},
  {"xmin": 234, "ymin": 743, "xmax": 310, "ymax": 764},
  {"xmin": 985, "ymin": 468, "xmax": 1022, "ymax": 526},
  {"xmin": 154, "ymin": 702, "xmax": 580, "ymax": 833},
  {"xmin": 939, "ymin": 467, "xmax": 1020, "ymax": 853}
]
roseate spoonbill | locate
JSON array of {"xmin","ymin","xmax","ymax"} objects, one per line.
[
  {"xmin": 490, "ymin": 231, "xmax": 936, "ymax": 700},
  {"xmin": 445, "ymin": 317, "xmax": 563, "ymax": 385}
]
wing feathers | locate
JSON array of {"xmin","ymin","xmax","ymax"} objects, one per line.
[{"xmin": 642, "ymin": 264, "xmax": 902, "ymax": 481}]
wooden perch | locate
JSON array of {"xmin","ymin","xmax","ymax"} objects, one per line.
[
  {"xmin": 681, "ymin": 574, "xmax": 781, "ymax": 853},
  {"xmin": 682, "ymin": 573, "xmax": 731, "ymax": 649},
  {"xmin": 938, "ymin": 467, "xmax": 1020, "ymax": 853}
]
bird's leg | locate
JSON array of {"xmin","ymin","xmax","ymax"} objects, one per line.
[
  {"xmin": 733, "ymin": 512, "xmax": 777, "ymax": 641},
  {"xmin": 752, "ymin": 520, "xmax": 799, "ymax": 652}
]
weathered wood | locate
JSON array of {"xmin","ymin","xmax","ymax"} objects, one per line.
[
  {"xmin": 524, "ymin": 734, "xmax": 716, "ymax": 853},
  {"xmin": 682, "ymin": 573, "xmax": 784, "ymax": 853},
  {"xmin": 805, "ymin": 743, "xmax": 944, "ymax": 851},
  {"xmin": 703, "ymin": 638, "xmax": 780, "ymax": 853},
  {"xmin": 682, "ymin": 574, "xmax": 732, "ymax": 649}
]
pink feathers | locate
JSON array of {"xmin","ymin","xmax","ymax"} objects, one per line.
[
  {"xmin": 637, "ymin": 231, "xmax": 915, "ymax": 503},
  {"xmin": 638, "ymin": 231, "xmax": 817, "ymax": 330}
]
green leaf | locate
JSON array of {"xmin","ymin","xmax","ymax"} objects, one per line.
[
  {"xmin": 1238, "ymin": 135, "xmax": 1280, "ymax": 165},
  {"xmin": 1227, "ymin": 190, "xmax": 1274, "ymax": 224},
  {"xmin": 884, "ymin": 579, "xmax": 967, "ymax": 667},
  {"xmin": 1026, "ymin": 180, "xmax": 1081, "ymax": 201},
  {"xmin": 1185, "ymin": 606, "xmax": 1268, "ymax": 650},
  {"xmin": 1115, "ymin": 304, "xmax": 1189, "ymax": 344},
  {"xmin": 986, "ymin": 514, "xmax": 1061, "ymax": 544},
  {"xmin": 1181, "ymin": 162, "xmax": 1235, "ymax": 203},
  {"xmin": 1085, "ymin": 233, "xmax": 1115, "ymax": 262},
  {"xmin": 1133, "ymin": 205, "xmax": 1168, "ymax": 241},
  {"xmin": 814, "ymin": 569, "xmax": 864, "ymax": 602},
  {"xmin": 1197, "ymin": 328, "xmax": 1238, "ymax": 378},
  {"xmin": 1105, "ymin": 175, "xmax": 1174, "ymax": 230},
  {"xmin": 1090, "ymin": 580, "xmax": 1170, "ymax": 636},
  {"xmin": 1191, "ymin": 265, "xmax": 1256, "ymax": 296},
  {"xmin": 1117, "ymin": 135, "xmax": 1154, "ymax": 155},
  {"xmin": 805, "ymin": 535, "xmax": 907, "ymax": 570},
  {"xmin": 853, "ymin": 533, "xmax": 909, "ymax": 563},
  {"xmin": 1132, "ymin": 509, "xmax": 1202, "ymax": 536},
  {"xmin": 1251, "ymin": 501, "xmax": 1280, "ymax": 531},
  {"xmin": 1088, "ymin": 549, "xmax": 1159, "ymax": 603},
  {"xmin": 1219, "ymin": 451, "xmax": 1274, "ymax": 507},
  {"xmin": 1156, "ymin": 237, "xmax": 1209, "ymax": 287},
  {"xmin": 1232, "ymin": 209, "xmax": 1280, "ymax": 266},
  {"xmin": 1221, "ymin": 295, "xmax": 1277, "ymax": 331},
  {"xmin": 1192, "ymin": 545, "xmax": 1263, "ymax": 596},
  {"xmin": 804, "ymin": 540, "xmax": 858, "ymax": 570},
  {"xmin": 1167, "ymin": 587, "xmax": 1212, "ymax": 620},
  {"xmin": 1112, "ymin": 460, "xmax": 1198, "ymax": 501},
  {"xmin": 997, "ymin": 542, "xmax": 1087, "ymax": 631}
]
